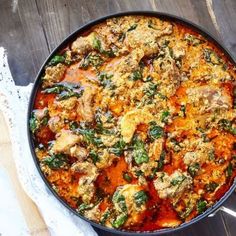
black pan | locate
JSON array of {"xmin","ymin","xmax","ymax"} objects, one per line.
[{"xmin": 27, "ymin": 11, "xmax": 236, "ymax": 235}]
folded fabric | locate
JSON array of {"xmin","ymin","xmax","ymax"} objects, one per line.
[{"xmin": 0, "ymin": 47, "xmax": 97, "ymax": 236}]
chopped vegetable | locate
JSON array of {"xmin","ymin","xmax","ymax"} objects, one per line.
[
  {"xmin": 43, "ymin": 83, "xmax": 84, "ymax": 101},
  {"xmin": 75, "ymin": 123, "xmax": 103, "ymax": 147},
  {"xmin": 148, "ymin": 20, "xmax": 158, "ymax": 30},
  {"xmin": 188, "ymin": 163, "xmax": 200, "ymax": 177},
  {"xmin": 144, "ymin": 75, "xmax": 153, "ymax": 82},
  {"xmin": 48, "ymin": 55, "xmax": 65, "ymax": 66},
  {"xmin": 132, "ymin": 137, "xmax": 149, "ymax": 165},
  {"xmin": 205, "ymin": 181, "xmax": 219, "ymax": 192},
  {"xmin": 171, "ymin": 175, "xmax": 186, "ymax": 186},
  {"xmin": 78, "ymin": 203, "xmax": 94, "ymax": 214},
  {"xmin": 179, "ymin": 204, "xmax": 194, "ymax": 219},
  {"xmin": 208, "ymin": 150, "xmax": 215, "ymax": 161},
  {"xmin": 226, "ymin": 163, "xmax": 233, "ymax": 178},
  {"xmin": 218, "ymin": 119, "xmax": 236, "ymax": 135},
  {"xmin": 135, "ymin": 170, "xmax": 144, "ymax": 177},
  {"xmin": 204, "ymin": 48, "xmax": 221, "ymax": 65},
  {"xmin": 129, "ymin": 70, "xmax": 142, "ymax": 81},
  {"xmin": 197, "ymin": 200, "xmax": 207, "ymax": 214},
  {"xmin": 180, "ymin": 104, "xmax": 186, "ymax": 117},
  {"xmin": 69, "ymin": 121, "xmax": 79, "ymax": 131},
  {"xmin": 93, "ymin": 37, "xmax": 102, "ymax": 51},
  {"xmin": 134, "ymin": 190, "xmax": 148, "ymax": 207},
  {"xmin": 112, "ymin": 213, "xmax": 128, "ymax": 228},
  {"xmin": 92, "ymin": 37, "xmax": 115, "ymax": 57},
  {"xmin": 170, "ymin": 138, "xmax": 182, "ymax": 152},
  {"xmin": 158, "ymin": 150, "xmax": 166, "ymax": 170},
  {"xmin": 89, "ymin": 150, "xmax": 100, "ymax": 164},
  {"xmin": 110, "ymin": 139, "xmax": 126, "ymax": 156},
  {"xmin": 98, "ymin": 72, "xmax": 116, "ymax": 90},
  {"xmin": 123, "ymin": 172, "xmax": 132, "ymax": 183},
  {"xmin": 80, "ymin": 52, "xmax": 104, "ymax": 69},
  {"xmin": 94, "ymin": 109, "xmax": 115, "ymax": 135},
  {"xmin": 29, "ymin": 112, "xmax": 39, "ymax": 133},
  {"xmin": 148, "ymin": 121, "xmax": 164, "ymax": 140},
  {"xmin": 144, "ymin": 82, "xmax": 158, "ymax": 98},
  {"xmin": 161, "ymin": 110, "xmax": 170, "ymax": 123},
  {"xmin": 127, "ymin": 24, "xmax": 138, "ymax": 32},
  {"xmin": 118, "ymin": 32, "xmax": 126, "ymax": 42},
  {"xmin": 184, "ymin": 34, "xmax": 204, "ymax": 46},
  {"xmin": 42, "ymin": 153, "xmax": 68, "ymax": 170},
  {"xmin": 100, "ymin": 209, "xmax": 111, "ymax": 225},
  {"xmin": 29, "ymin": 109, "xmax": 48, "ymax": 133},
  {"xmin": 112, "ymin": 191, "xmax": 127, "ymax": 212}
]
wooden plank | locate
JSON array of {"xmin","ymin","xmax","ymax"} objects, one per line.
[
  {"xmin": 35, "ymin": 0, "xmax": 71, "ymax": 51},
  {"xmin": 0, "ymin": 0, "xmax": 49, "ymax": 86},
  {"xmin": 35, "ymin": 0, "xmax": 110, "ymax": 52},
  {"xmin": 210, "ymin": 0, "xmax": 236, "ymax": 58},
  {"xmin": 0, "ymin": 112, "xmax": 49, "ymax": 236}
]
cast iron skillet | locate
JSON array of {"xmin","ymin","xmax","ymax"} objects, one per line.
[{"xmin": 27, "ymin": 11, "xmax": 236, "ymax": 235}]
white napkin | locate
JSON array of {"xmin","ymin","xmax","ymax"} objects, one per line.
[{"xmin": 0, "ymin": 47, "xmax": 98, "ymax": 236}]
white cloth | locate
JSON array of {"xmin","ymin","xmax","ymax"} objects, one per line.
[{"xmin": 0, "ymin": 47, "xmax": 97, "ymax": 236}]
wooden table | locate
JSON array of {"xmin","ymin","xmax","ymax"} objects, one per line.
[{"xmin": 0, "ymin": 0, "xmax": 236, "ymax": 235}]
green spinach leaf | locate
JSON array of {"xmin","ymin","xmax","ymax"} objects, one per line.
[
  {"xmin": 134, "ymin": 190, "xmax": 148, "ymax": 207},
  {"xmin": 42, "ymin": 153, "xmax": 68, "ymax": 170},
  {"xmin": 132, "ymin": 138, "xmax": 149, "ymax": 165},
  {"xmin": 148, "ymin": 121, "xmax": 164, "ymax": 140},
  {"xmin": 197, "ymin": 200, "xmax": 207, "ymax": 214}
]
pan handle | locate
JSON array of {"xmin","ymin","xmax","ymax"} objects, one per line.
[{"xmin": 208, "ymin": 206, "xmax": 236, "ymax": 218}]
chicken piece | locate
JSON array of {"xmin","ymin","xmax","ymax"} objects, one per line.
[
  {"xmin": 154, "ymin": 170, "xmax": 192, "ymax": 199},
  {"xmin": 71, "ymin": 162, "xmax": 98, "ymax": 203},
  {"xmin": 120, "ymin": 108, "xmax": 154, "ymax": 143},
  {"xmin": 115, "ymin": 49, "xmax": 144, "ymax": 74},
  {"xmin": 56, "ymin": 97, "xmax": 78, "ymax": 110},
  {"xmin": 113, "ymin": 184, "xmax": 147, "ymax": 225},
  {"xmin": 124, "ymin": 22, "xmax": 172, "ymax": 56},
  {"xmin": 77, "ymin": 84, "xmax": 96, "ymax": 122},
  {"xmin": 48, "ymin": 116, "xmax": 64, "ymax": 133},
  {"xmin": 71, "ymin": 32, "xmax": 96, "ymax": 55},
  {"xmin": 96, "ymin": 149, "xmax": 116, "ymax": 169},
  {"xmin": 42, "ymin": 63, "xmax": 66, "ymax": 88},
  {"xmin": 69, "ymin": 145, "xmax": 88, "ymax": 161},
  {"xmin": 183, "ymin": 141, "xmax": 213, "ymax": 166},
  {"xmin": 52, "ymin": 129, "xmax": 80, "ymax": 153},
  {"xmin": 186, "ymin": 85, "xmax": 231, "ymax": 113},
  {"xmin": 162, "ymin": 63, "xmax": 181, "ymax": 97},
  {"xmin": 71, "ymin": 162, "xmax": 98, "ymax": 179},
  {"xmin": 78, "ymin": 178, "xmax": 96, "ymax": 203},
  {"xmin": 184, "ymin": 151, "xmax": 204, "ymax": 166},
  {"xmin": 34, "ymin": 107, "xmax": 48, "ymax": 120},
  {"xmin": 49, "ymin": 97, "xmax": 78, "ymax": 120}
]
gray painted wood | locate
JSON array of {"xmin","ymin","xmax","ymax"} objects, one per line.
[{"xmin": 0, "ymin": 0, "xmax": 235, "ymax": 235}]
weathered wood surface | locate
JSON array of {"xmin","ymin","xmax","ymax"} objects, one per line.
[{"xmin": 0, "ymin": 0, "xmax": 236, "ymax": 235}]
